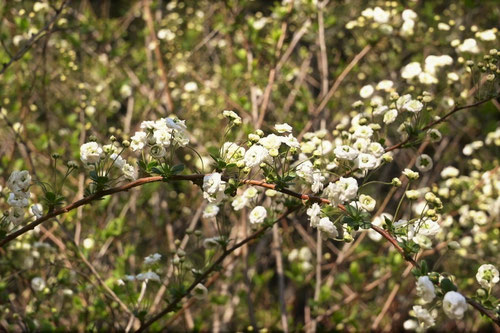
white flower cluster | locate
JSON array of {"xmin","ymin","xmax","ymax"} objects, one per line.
[
  {"xmin": 80, "ymin": 142, "xmax": 137, "ymax": 180},
  {"xmin": 407, "ymin": 276, "xmax": 468, "ymax": 329},
  {"xmin": 306, "ymin": 203, "xmax": 339, "ymax": 240},
  {"xmin": 130, "ymin": 117, "xmax": 189, "ymax": 157},
  {"xmin": 202, "ymin": 173, "xmax": 226, "ymax": 219},
  {"xmin": 6, "ymin": 170, "xmax": 32, "ymax": 225}
]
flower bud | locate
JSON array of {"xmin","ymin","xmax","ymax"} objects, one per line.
[{"xmin": 391, "ymin": 178, "xmax": 402, "ymax": 187}]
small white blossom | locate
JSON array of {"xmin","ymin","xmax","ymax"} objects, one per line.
[
  {"xmin": 412, "ymin": 305, "xmax": 435, "ymax": 329},
  {"xmin": 249, "ymin": 206, "xmax": 267, "ymax": 224},
  {"xmin": 307, "ymin": 203, "xmax": 321, "ymax": 227},
  {"xmin": 416, "ymin": 154, "xmax": 433, "ymax": 172},
  {"xmin": 136, "ymin": 271, "xmax": 160, "ymax": 282},
  {"xmin": 203, "ymin": 204, "xmax": 220, "ymax": 218},
  {"xmin": 244, "ymin": 145, "xmax": 270, "ymax": 168},
  {"xmin": 334, "ymin": 145, "xmax": 359, "ymax": 160},
  {"xmin": 403, "ymin": 99, "xmax": 423, "ymax": 113},
  {"xmin": 31, "ymin": 277, "xmax": 46, "ymax": 291},
  {"xmin": 275, "ymin": 123, "xmax": 292, "ymax": 133},
  {"xmin": 317, "ymin": 217, "xmax": 338, "ymax": 240},
  {"xmin": 359, "ymin": 84, "xmax": 374, "ymax": 98},
  {"xmin": 476, "ymin": 264, "xmax": 499, "ymax": 289},
  {"xmin": 80, "ymin": 142, "xmax": 103, "ymax": 165},
  {"xmin": 416, "ymin": 276, "xmax": 436, "ymax": 303},
  {"xmin": 443, "ymin": 291, "xmax": 467, "ymax": 320},
  {"xmin": 144, "ymin": 253, "xmax": 162, "ymax": 265}
]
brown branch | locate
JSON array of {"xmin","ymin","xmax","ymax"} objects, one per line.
[
  {"xmin": 136, "ymin": 208, "xmax": 298, "ymax": 332},
  {"xmin": 385, "ymin": 95, "xmax": 499, "ymax": 152}
]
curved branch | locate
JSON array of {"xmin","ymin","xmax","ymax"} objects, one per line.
[
  {"xmin": 136, "ymin": 208, "xmax": 298, "ymax": 332},
  {"xmin": 385, "ymin": 95, "xmax": 499, "ymax": 152}
]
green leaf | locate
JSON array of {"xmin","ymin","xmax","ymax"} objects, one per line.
[
  {"xmin": 440, "ymin": 278, "xmax": 457, "ymax": 292},
  {"xmin": 171, "ymin": 164, "xmax": 185, "ymax": 174}
]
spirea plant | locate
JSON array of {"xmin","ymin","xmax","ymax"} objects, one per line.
[{"xmin": 0, "ymin": 0, "xmax": 499, "ymax": 331}]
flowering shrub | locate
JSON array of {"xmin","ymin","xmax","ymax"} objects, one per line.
[{"xmin": 0, "ymin": 0, "xmax": 499, "ymax": 331}]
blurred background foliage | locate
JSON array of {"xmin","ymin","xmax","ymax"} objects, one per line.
[{"xmin": 0, "ymin": 0, "xmax": 499, "ymax": 331}]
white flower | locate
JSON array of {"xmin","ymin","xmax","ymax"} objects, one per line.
[
  {"xmin": 157, "ymin": 28, "xmax": 175, "ymax": 41},
  {"xmin": 373, "ymin": 7, "xmax": 390, "ymax": 23},
  {"xmin": 359, "ymin": 84, "xmax": 374, "ymax": 98},
  {"xmin": 359, "ymin": 194, "xmax": 376, "ymax": 212},
  {"xmin": 457, "ymin": 38, "xmax": 479, "ymax": 53},
  {"xmin": 80, "ymin": 142, "xmax": 103, "ymax": 165},
  {"xmin": 373, "ymin": 105, "xmax": 388, "ymax": 116},
  {"xmin": 334, "ymin": 145, "xmax": 359, "ymax": 160},
  {"xmin": 412, "ymin": 305, "xmax": 435, "ymax": 329},
  {"xmin": 353, "ymin": 125, "xmax": 374, "ymax": 139},
  {"xmin": 31, "ymin": 277, "xmax": 46, "ymax": 291},
  {"xmin": 281, "ymin": 134, "xmax": 300, "ymax": 148},
  {"xmin": 130, "ymin": 131, "xmax": 147, "ymax": 151},
  {"xmin": 184, "ymin": 81, "xmax": 198, "ymax": 92},
  {"xmin": 418, "ymin": 72, "xmax": 438, "ymax": 85},
  {"xmin": 307, "ymin": 203, "xmax": 321, "ymax": 227},
  {"xmin": 476, "ymin": 264, "xmax": 499, "ymax": 289},
  {"xmin": 476, "ymin": 28, "xmax": 497, "ymax": 41},
  {"xmin": 438, "ymin": 22, "xmax": 450, "ymax": 31},
  {"xmin": 202, "ymin": 173, "xmax": 226, "ymax": 203},
  {"xmin": 153, "ymin": 128, "xmax": 173, "ymax": 147},
  {"xmin": 31, "ymin": 204, "xmax": 43, "ymax": 218},
  {"xmin": 249, "ymin": 206, "xmax": 267, "ymax": 224},
  {"xmin": 368, "ymin": 142, "xmax": 384, "ymax": 157},
  {"xmin": 259, "ymin": 134, "xmax": 283, "ymax": 150},
  {"xmin": 244, "ymin": 145, "xmax": 270, "ymax": 168},
  {"xmin": 427, "ymin": 129, "xmax": 442, "ymax": 142},
  {"xmin": 401, "ymin": 62, "xmax": 422, "ymax": 80},
  {"xmin": 120, "ymin": 84, "xmax": 132, "ymax": 98},
  {"xmin": 8, "ymin": 207, "xmax": 25, "ymax": 225},
  {"xmin": 203, "ymin": 204, "xmax": 220, "ymax": 218},
  {"xmin": 416, "ymin": 276, "xmax": 436, "ymax": 303},
  {"xmin": 443, "ymin": 291, "xmax": 467, "ymax": 320},
  {"xmin": 383, "ymin": 109, "xmax": 398, "ymax": 124},
  {"xmin": 7, "ymin": 193, "xmax": 29, "ymax": 208},
  {"xmin": 400, "ymin": 19, "xmax": 415, "ymax": 36},
  {"xmin": 203, "ymin": 173, "xmax": 224, "ymax": 195},
  {"xmin": 122, "ymin": 163, "xmax": 137, "ymax": 180},
  {"xmin": 396, "ymin": 94, "xmax": 412, "ymax": 109},
  {"xmin": 337, "ymin": 177, "xmax": 358, "ymax": 202},
  {"xmin": 275, "ymin": 123, "xmax": 292, "ymax": 133},
  {"xmin": 136, "ymin": 271, "xmax": 160, "ymax": 282},
  {"xmin": 402, "ymin": 9, "xmax": 417, "ymax": 21},
  {"xmin": 403, "ymin": 100, "xmax": 423, "ymax": 113},
  {"xmin": 231, "ymin": 196, "xmax": 248, "ymax": 211},
  {"xmin": 222, "ymin": 110, "xmax": 242, "ymax": 124},
  {"xmin": 441, "ymin": 166, "xmax": 459, "ymax": 178},
  {"xmin": 416, "ymin": 154, "xmax": 433, "ymax": 172},
  {"xmin": 7, "ymin": 170, "xmax": 31, "ymax": 194},
  {"xmin": 110, "ymin": 153, "xmax": 125, "ymax": 169},
  {"xmin": 193, "ymin": 283, "xmax": 208, "ymax": 299},
  {"xmin": 317, "ymin": 217, "xmax": 338, "ymax": 239},
  {"xmin": 376, "ymin": 80, "xmax": 393, "ymax": 91},
  {"xmin": 144, "ymin": 253, "xmax": 162, "ymax": 265},
  {"xmin": 356, "ymin": 153, "xmax": 378, "ymax": 170},
  {"xmin": 403, "ymin": 168, "xmax": 419, "ymax": 180},
  {"xmin": 416, "ymin": 219, "xmax": 440, "ymax": 237}
]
